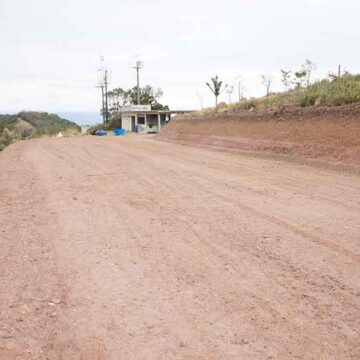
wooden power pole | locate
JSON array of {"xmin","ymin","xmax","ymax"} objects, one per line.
[
  {"xmin": 97, "ymin": 52, "xmax": 107, "ymax": 124},
  {"xmin": 96, "ymin": 82, "xmax": 105, "ymax": 124},
  {"xmin": 104, "ymin": 69, "xmax": 109, "ymax": 123},
  {"xmin": 101, "ymin": 85, "xmax": 105, "ymax": 124},
  {"xmin": 133, "ymin": 61, "xmax": 143, "ymax": 105}
]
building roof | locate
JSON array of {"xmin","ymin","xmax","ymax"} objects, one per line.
[{"xmin": 120, "ymin": 110, "xmax": 194, "ymax": 115}]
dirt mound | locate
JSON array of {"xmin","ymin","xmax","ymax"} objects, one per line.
[{"xmin": 159, "ymin": 105, "xmax": 360, "ymax": 170}]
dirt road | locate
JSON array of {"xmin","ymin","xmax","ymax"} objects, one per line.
[{"xmin": 1, "ymin": 135, "xmax": 359, "ymax": 359}]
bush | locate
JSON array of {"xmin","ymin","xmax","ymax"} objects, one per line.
[
  {"xmin": 0, "ymin": 128, "xmax": 14, "ymax": 151},
  {"xmin": 20, "ymin": 128, "xmax": 34, "ymax": 139}
]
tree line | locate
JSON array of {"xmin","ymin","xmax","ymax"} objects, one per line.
[
  {"xmin": 203, "ymin": 60, "xmax": 341, "ymax": 107},
  {"xmin": 104, "ymin": 85, "xmax": 169, "ymax": 120}
]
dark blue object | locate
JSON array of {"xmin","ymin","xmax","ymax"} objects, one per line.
[{"xmin": 95, "ymin": 129, "xmax": 107, "ymax": 136}]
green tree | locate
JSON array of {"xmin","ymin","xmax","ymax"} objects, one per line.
[
  {"xmin": 128, "ymin": 85, "xmax": 169, "ymax": 110},
  {"xmin": 206, "ymin": 75, "xmax": 227, "ymax": 107},
  {"xmin": 293, "ymin": 71, "xmax": 307, "ymax": 88},
  {"xmin": 107, "ymin": 85, "xmax": 169, "ymax": 117},
  {"xmin": 107, "ymin": 88, "xmax": 131, "ymax": 115}
]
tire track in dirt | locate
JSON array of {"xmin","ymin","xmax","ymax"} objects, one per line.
[{"xmin": 1, "ymin": 136, "xmax": 359, "ymax": 359}]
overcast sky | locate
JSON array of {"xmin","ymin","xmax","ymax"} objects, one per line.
[{"xmin": 1, "ymin": 0, "xmax": 359, "ymax": 113}]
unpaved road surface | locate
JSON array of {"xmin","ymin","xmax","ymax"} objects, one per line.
[{"xmin": 1, "ymin": 135, "xmax": 359, "ymax": 360}]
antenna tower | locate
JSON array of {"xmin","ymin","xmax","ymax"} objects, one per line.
[{"xmin": 132, "ymin": 60, "xmax": 143, "ymax": 105}]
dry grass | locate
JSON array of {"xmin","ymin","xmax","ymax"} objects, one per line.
[{"xmin": 189, "ymin": 74, "xmax": 360, "ymax": 117}]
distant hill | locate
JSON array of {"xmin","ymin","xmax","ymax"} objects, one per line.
[{"xmin": 0, "ymin": 111, "xmax": 80, "ymax": 150}]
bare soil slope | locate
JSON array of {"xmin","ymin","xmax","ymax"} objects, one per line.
[
  {"xmin": 159, "ymin": 105, "xmax": 360, "ymax": 170},
  {"xmin": 1, "ymin": 136, "xmax": 359, "ymax": 359}
]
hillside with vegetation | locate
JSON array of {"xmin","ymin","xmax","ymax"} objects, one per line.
[
  {"xmin": 198, "ymin": 73, "xmax": 360, "ymax": 114},
  {"xmin": 0, "ymin": 111, "xmax": 80, "ymax": 151},
  {"xmin": 159, "ymin": 73, "xmax": 360, "ymax": 170}
]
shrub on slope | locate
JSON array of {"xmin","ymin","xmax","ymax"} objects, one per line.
[
  {"xmin": 237, "ymin": 74, "xmax": 360, "ymax": 110},
  {"xmin": 0, "ymin": 112, "xmax": 81, "ymax": 151}
]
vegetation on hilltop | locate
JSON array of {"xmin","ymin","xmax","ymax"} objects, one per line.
[
  {"xmin": 0, "ymin": 112, "xmax": 80, "ymax": 151},
  {"xmin": 237, "ymin": 73, "xmax": 360, "ymax": 110},
  {"xmin": 198, "ymin": 73, "xmax": 360, "ymax": 116}
]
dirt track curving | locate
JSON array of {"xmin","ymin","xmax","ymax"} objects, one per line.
[{"xmin": 1, "ymin": 135, "xmax": 360, "ymax": 359}]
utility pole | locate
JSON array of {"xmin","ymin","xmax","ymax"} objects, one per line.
[
  {"xmin": 97, "ymin": 52, "xmax": 107, "ymax": 124},
  {"xmin": 100, "ymin": 84, "xmax": 105, "ymax": 124},
  {"xmin": 132, "ymin": 61, "xmax": 143, "ymax": 105},
  {"xmin": 104, "ymin": 69, "xmax": 109, "ymax": 123},
  {"xmin": 96, "ymin": 82, "xmax": 105, "ymax": 124},
  {"xmin": 338, "ymin": 64, "xmax": 342, "ymax": 78}
]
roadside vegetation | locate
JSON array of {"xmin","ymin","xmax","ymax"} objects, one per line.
[
  {"xmin": 0, "ymin": 112, "xmax": 80, "ymax": 151},
  {"xmin": 231, "ymin": 73, "xmax": 360, "ymax": 111},
  {"xmin": 202, "ymin": 62, "xmax": 360, "ymax": 115}
]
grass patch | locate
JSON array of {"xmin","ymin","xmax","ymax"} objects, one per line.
[
  {"xmin": 189, "ymin": 73, "xmax": 360, "ymax": 117},
  {"xmin": 235, "ymin": 74, "xmax": 360, "ymax": 111}
]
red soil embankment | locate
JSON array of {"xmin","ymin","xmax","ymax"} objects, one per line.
[{"xmin": 159, "ymin": 105, "xmax": 360, "ymax": 170}]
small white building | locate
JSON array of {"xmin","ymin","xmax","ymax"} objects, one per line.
[{"xmin": 119, "ymin": 105, "xmax": 192, "ymax": 133}]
